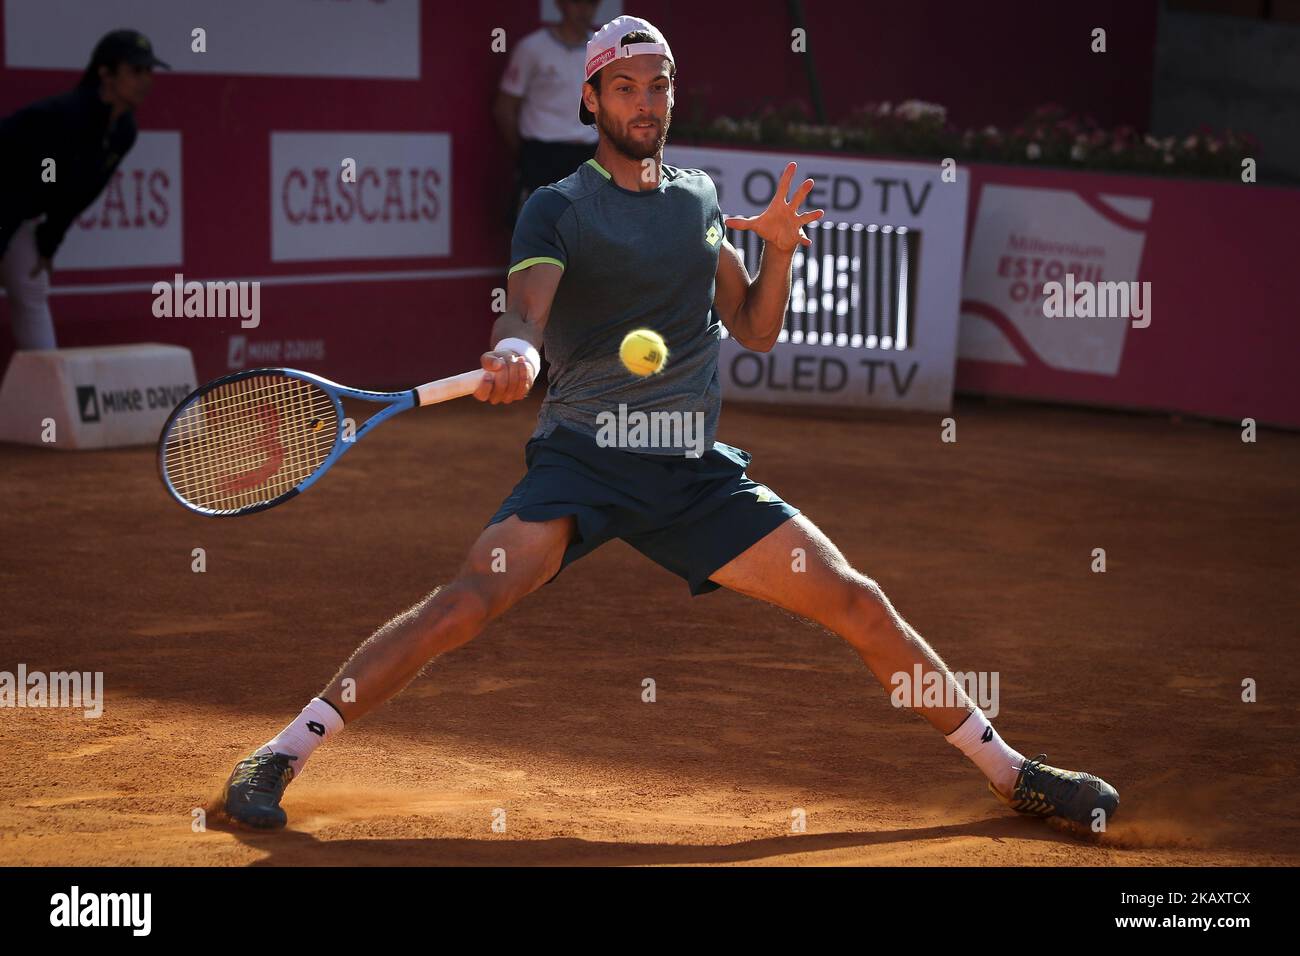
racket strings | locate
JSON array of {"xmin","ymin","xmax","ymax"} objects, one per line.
[{"xmin": 162, "ymin": 375, "xmax": 338, "ymax": 512}]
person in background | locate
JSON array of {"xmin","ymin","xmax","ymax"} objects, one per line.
[
  {"xmin": 495, "ymin": 0, "xmax": 600, "ymax": 222},
  {"xmin": 0, "ymin": 29, "xmax": 168, "ymax": 350}
]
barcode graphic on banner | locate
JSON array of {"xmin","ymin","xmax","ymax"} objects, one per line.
[{"xmin": 716, "ymin": 220, "xmax": 920, "ymax": 349}]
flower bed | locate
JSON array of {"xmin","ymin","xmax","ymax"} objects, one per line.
[{"xmin": 674, "ymin": 102, "xmax": 1257, "ymax": 179}]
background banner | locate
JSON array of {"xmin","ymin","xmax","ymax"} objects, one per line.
[
  {"xmin": 270, "ymin": 132, "xmax": 451, "ymax": 262},
  {"xmin": 56, "ymin": 132, "xmax": 184, "ymax": 270},
  {"xmin": 4, "ymin": 0, "xmax": 421, "ymax": 79},
  {"xmin": 958, "ymin": 164, "xmax": 1299, "ymax": 428},
  {"xmin": 667, "ymin": 145, "xmax": 970, "ymax": 412}
]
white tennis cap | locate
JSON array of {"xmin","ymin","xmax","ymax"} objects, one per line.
[{"xmin": 578, "ymin": 15, "xmax": 674, "ymax": 126}]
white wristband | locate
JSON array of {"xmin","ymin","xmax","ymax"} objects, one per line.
[{"xmin": 494, "ymin": 337, "xmax": 541, "ymax": 379}]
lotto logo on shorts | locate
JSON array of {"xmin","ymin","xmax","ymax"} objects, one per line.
[{"xmin": 705, "ymin": 224, "xmax": 721, "ymax": 247}]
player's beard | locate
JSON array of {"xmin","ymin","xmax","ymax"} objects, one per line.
[{"xmin": 597, "ymin": 107, "xmax": 672, "ymax": 162}]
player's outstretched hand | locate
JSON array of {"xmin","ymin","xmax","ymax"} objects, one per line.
[
  {"xmin": 475, "ymin": 349, "xmax": 534, "ymax": 405},
  {"xmin": 724, "ymin": 161, "xmax": 825, "ymax": 253}
]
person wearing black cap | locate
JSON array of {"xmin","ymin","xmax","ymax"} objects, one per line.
[{"xmin": 0, "ymin": 29, "xmax": 169, "ymax": 350}]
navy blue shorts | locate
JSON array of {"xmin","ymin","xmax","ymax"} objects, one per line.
[{"xmin": 486, "ymin": 425, "xmax": 799, "ymax": 596}]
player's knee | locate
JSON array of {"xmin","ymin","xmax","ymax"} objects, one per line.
[
  {"xmin": 837, "ymin": 575, "xmax": 895, "ymax": 649},
  {"xmin": 436, "ymin": 580, "xmax": 492, "ymax": 627},
  {"xmin": 461, "ymin": 524, "xmax": 568, "ymax": 614},
  {"xmin": 408, "ymin": 581, "xmax": 491, "ymax": 653}
]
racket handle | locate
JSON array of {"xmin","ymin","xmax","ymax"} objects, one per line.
[{"xmin": 414, "ymin": 369, "xmax": 487, "ymax": 406}]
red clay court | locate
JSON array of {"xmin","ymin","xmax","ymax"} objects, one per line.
[{"xmin": 2, "ymin": 395, "xmax": 1296, "ymax": 866}]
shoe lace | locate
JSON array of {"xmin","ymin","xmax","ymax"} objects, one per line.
[
  {"xmin": 1016, "ymin": 754, "xmax": 1076, "ymax": 805},
  {"xmin": 234, "ymin": 753, "xmax": 294, "ymax": 793}
]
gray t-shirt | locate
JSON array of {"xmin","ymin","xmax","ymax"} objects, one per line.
[{"xmin": 508, "ymin": 159, "xmax": 727, "ymax": 457}]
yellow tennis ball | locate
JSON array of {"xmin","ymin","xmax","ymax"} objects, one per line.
[{"xmin": 620, "ymin": 329, "xmax": 668, "ymax": 377}]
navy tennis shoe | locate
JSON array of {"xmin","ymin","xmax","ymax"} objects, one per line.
[
  {"xmin": 222, "ymin": 751, "xmax": 296, "ymax": 829},
  {"xmin": 989, "ymin": 753, "xmax": 1119, "ymax": 828}
]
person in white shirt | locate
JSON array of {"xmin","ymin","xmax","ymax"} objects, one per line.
[{"xmin": 495, "ymin": 0, "xmax": 600, "ymax": 220}]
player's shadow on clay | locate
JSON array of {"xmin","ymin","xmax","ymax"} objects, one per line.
[{"xmin": 217, "ymin": 816, "xmax": 1082, "ymax": 866}]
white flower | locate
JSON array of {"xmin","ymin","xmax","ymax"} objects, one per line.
[
  {"xmin": 896, "ymin": 99, "xmax": 947, "ymax": 123},
  {"xmin": 1183, "ymin": 134, "xmax": 1199, "ymax": 150},
  {"xmin": 1070, "ymin": 143, "xmax": 1086, "ymax": 161},
  {"xmin": 1144, "ymin": 134, "xmax": 1160, "ymax": 148},
  {"xmin": 877, "ymin": 101, "xmax": 893, "ymax": 117},
  {"xmin": 1026, "ymin": 142, "xmax": 1042, "ymax": 160},
  {"xmin": 1163, "ymin": 152, "xmax": 1175, "ymax": 164},
  {"xmin": 984, "ymin": 125, "xmax": 1000, "ymax": 137}
]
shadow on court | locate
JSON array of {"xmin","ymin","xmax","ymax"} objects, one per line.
[{"xmin": 3, "ymin": 395, "xmax": 1298, "ymax": 865}]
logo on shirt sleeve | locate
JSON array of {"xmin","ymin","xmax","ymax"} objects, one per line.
[{"xmin": 705, "ymin": 223, "xmax": 721, "ymax": 247}]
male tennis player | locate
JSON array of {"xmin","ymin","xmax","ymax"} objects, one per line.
[{"xmin": 223, "ymin": 15, "xmax": 1118, "ymax": 832}]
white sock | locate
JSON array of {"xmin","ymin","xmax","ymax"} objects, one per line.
[
  {"xmin": 945, "ymin": 708, "xmax": 1024, "ymax": 797},
  {"xmin": 257, "ymin": 697, "xmax": 345, "ymax": 778}
]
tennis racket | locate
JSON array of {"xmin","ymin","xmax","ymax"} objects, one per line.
[{"xmin": 158, "ymin": 366, "xmax": 485, "ymax": 516}]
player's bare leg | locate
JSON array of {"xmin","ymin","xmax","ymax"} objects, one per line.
[
  {"xmin": 319, "ymin": 514, "xmax": 576, "ymax": 723},
  {"xmin": 708, "ymin": 514, "xmax": 1119, "ymax": 827},
  {"xmin": 221, "ymin": 514, "xmax": 575, "ymax": 828},
  {"xmin": 710, "ymin": 515, "xmax": 974, "ymax": 733}
]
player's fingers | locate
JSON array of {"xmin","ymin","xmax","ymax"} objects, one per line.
[
  {"xmin": 487, "ymin": 365, "xmax": 506, "ymax": 404},
  {"xmin": 776, "ymin": 162, "xmax": 796, "ymax": 202},
  {"xmin": 474, "ymin": 370, "xmax": 498, "ymax": 402},
  {"xmin": 724, "ymin": 216, "xmax": 754, "ymax": 231},
  {"xmin": 502, "ymin": 354, "xmax": 526, "ymax": 402},
  {"xmin": 798, "ymin": 208, "xmax": 826, "ymax": 224},
  {"xmin": 512, "ymin": 355, "xmax": 533, "ymax": 401},
  {"xmin": 798, "ymin": 229, "xmax": 812, "ymax": 247},
  {"xmin": 493, "ymin": 354, "xmax": 524, "ymax": 404},
  {"xmin": 792, "ymin": 177, "xmax": 815, "ymax": 206},
  {"xmin": 475, "ymin": 352, "xmax": 505, "ymax": 402}
]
